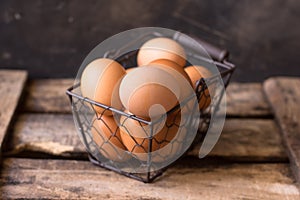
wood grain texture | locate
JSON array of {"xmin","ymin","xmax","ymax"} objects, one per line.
[
  {"xmin": 4, "ymin": 114, "xmax": 85, "ymax": 158},
  {"xmin": 189, "ymin": 119, "xmax": 286, "ymax": 161},
  {"xmin": 264, "ymin": 77, "xmax": 300, "ymax": 183},
  {"xmin": 23, "ymin": 79, "xmax": 271, "ymax": 117},
  {"xmin": 1, "ymin": 158, "xmax": 299, "ymax": 199},
  {"xmin": 0, "ymin": 70, "xmax": 27, "ymax": 161},
  {"xmin": 24, "ymin": 79, "xmax": 72, "ymax": 113},
  {"xmin": 4, "ymin": 114, "xmax": 287, "ymax": 162},
  {"xmin": 226, "ymin": 83, "xmax": 271, "ymax": 117}
]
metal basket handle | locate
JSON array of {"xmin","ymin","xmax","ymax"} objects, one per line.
[{"xmin": 173, "ymin": 32, "xmax": 229, "ymax": 62}]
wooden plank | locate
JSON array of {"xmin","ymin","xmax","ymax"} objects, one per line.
[
  {"xmin": 23, "ymin": 79, "xmax": 272, "ymax": 117},
  {"xmin": 264, "ymin": 77, "xmax": 300, "ymax": 183},
  {"xmin": 24, "ymin": 79, "xmax": 72, "ymax": 113},
  {"xmin": 189, "ymin": 119, "xmax": 287, "ymax": 161},
  {"xmin": 3, "ymin": 114, "xmax": 287, "ymax": 161},
  {"xmin": 4, "ymin": 114, "xmax": 85, "ymax": 158},
  {"xmin": 1, "ymin": 158, "xmax": 299, "ymax": 199},
  {"xmin": 226, "ymin": 83, "xmax": 271, "ymax": 117},
  {"xmin": 0, "ymin": 70, "xmax": 27, "ymax": 161}
]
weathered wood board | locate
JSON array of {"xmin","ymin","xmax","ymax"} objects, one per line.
[
  {"xmin": 4, "ymin": 114, "xmax": 287, "ymax": 162},
  {"xmin": 189, "ymin": 119, "xmax": 286, "ymax": 161},
  {"xmin": 1, "ymin": 158, "xmax": 299, "ymax": 200},
  {"xmin": 1, "ymin": 74, "xmax": 299, "ymax": 199},
  {"xmin": 0, "ymin": 70, "xmax": 27, "ymax": 162},
  {"xmin": 4, "ymin": 114, "xmax": 85, "ymax": 158},
  {"xmin": 264, "ymin": 77, "xmax": 300, "ymax": 183},
  {"xmin": 23, "ymin": 79, "xmax": 271, "ymax": 117},
  {"xmin": 24, "ymin": 79, "xmax": 72, "ymax": 113},
  {"xmin": 226, "ymin": 83, "xmax": 271, "ymax": 117}
]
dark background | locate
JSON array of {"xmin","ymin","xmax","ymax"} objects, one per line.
[{"xmin": 1, "ymin": 0, "xmax": 300, "ymax": 82}]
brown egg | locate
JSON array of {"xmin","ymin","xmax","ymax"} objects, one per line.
[
  {"xmin": 151, "ymin": 140, "xmax": 183, "ymax": 163},
  {"xmin": 150, "ymin": 59, "xmax": 192, "ymax": 86},
  {"xmin": 137, "ymin": 37, "xmax": 186, "ymax": 67},
  {"xmin": 125, "ymin": 67, "xmax": 135, "ymax": 73},
  {"xmin": 146, "ymin": 63, "xmax": 198, "ymax": 121},
  {"xmin": 184, "ymin": 66, "xmax": 214, "ymax": 110},
  {"xmin": 81, "ymin": 58, "xmax": 126, "ymax": 115},
  {"xmin": 150, "ymin": 109, "xmax": 188, "ymax": 162},
  {"xmin": 119, "ymin": 66, "xmax": 180, "ymax": 118},
  {"xmin": 91, "ymin": 115, "xmax": 130, "ymax": 162},
  {"xmin": 147, "ymin": 64, "xmax": 194, "ymax": 102},
  {"xmin": 119, "ymin": 112, "xmax": 179, "ymax": 161}
]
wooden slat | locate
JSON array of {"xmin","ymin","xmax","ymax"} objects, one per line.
[
  {"xmin": 24, "ymin": 79, "xmax": 72, "ymax": 113},
  {"xmin": 23, "ymin": 79, "xmax": 272, "ymax": 117},
  {"xmin": 4, "ymin": 114, "xmax": 287, "ymax": 161},
  {"xmin": 226, "ymin": 83, "xmax": 271, "ymax": 117},
  {"xmin": 4, "ymin": 114, "xmax": 85, "ymax": 158},
  {"xmin": 1, "ymin": 158, "xmax": 299, "ymax": 199},
  {"xmin": 0, "ymin": 70, "xmax": 27, "ymax": 161},
  {"xmin": 190, "ymin": 119, "xmax": 287, "ymax": 161},
  {"xmin": 264, "ymin": 77, "xmax": 300, "ymax": 183}
]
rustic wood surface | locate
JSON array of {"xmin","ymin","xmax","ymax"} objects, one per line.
[
  {"xmin": 0, "ymin": 70, "xmax": 27, "ymax": 162},
  {"xmin": 226, "ymin": 83, "xmax": 271, "ymax": 117},
  {"xmin": 4, "ymin": 114, "xmax": 287, "ymax": 162},
  {"xmin": 1, "ymin": 73, "xmax": 299, "ymax": 199},
  {"xmin": 23, "ymin": 79, "xmax": 271, "ymax": 117},
  {"xmin": 4, "ymin": 114, "xmax": 85, "ymax": 158},
  {"xmin": 1, "ymin": 158, "xmax": 299, "ymax": 200},
  {"xmin": 264, "ymin": 77, "xmax": 300, "ymax": 183},
  {"xmin": 189, "ymin": 119, "xmax": 286, "ymax": 161},
  {"xmin": 24, "ymin": 79, "xmax": 72, "ymax": 113}
]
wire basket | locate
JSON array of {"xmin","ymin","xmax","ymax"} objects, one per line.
[{"xmin": 66, "ymin": 32, "xmax": 235, "ymax": 183}]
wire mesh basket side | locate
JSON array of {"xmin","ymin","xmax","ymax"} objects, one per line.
[{"xmin": 66, "ymin": 48, "xmax": 235, "ymax": 183}]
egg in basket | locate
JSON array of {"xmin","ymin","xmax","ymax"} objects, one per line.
[{"xmin": 66, "ymin": 27, "xmax": 235, "ymax": 183}]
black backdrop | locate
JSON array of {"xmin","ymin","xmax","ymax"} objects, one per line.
[{"xmin": 1, "ymin": 0, "xmax": 300, "ymax": 82}]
